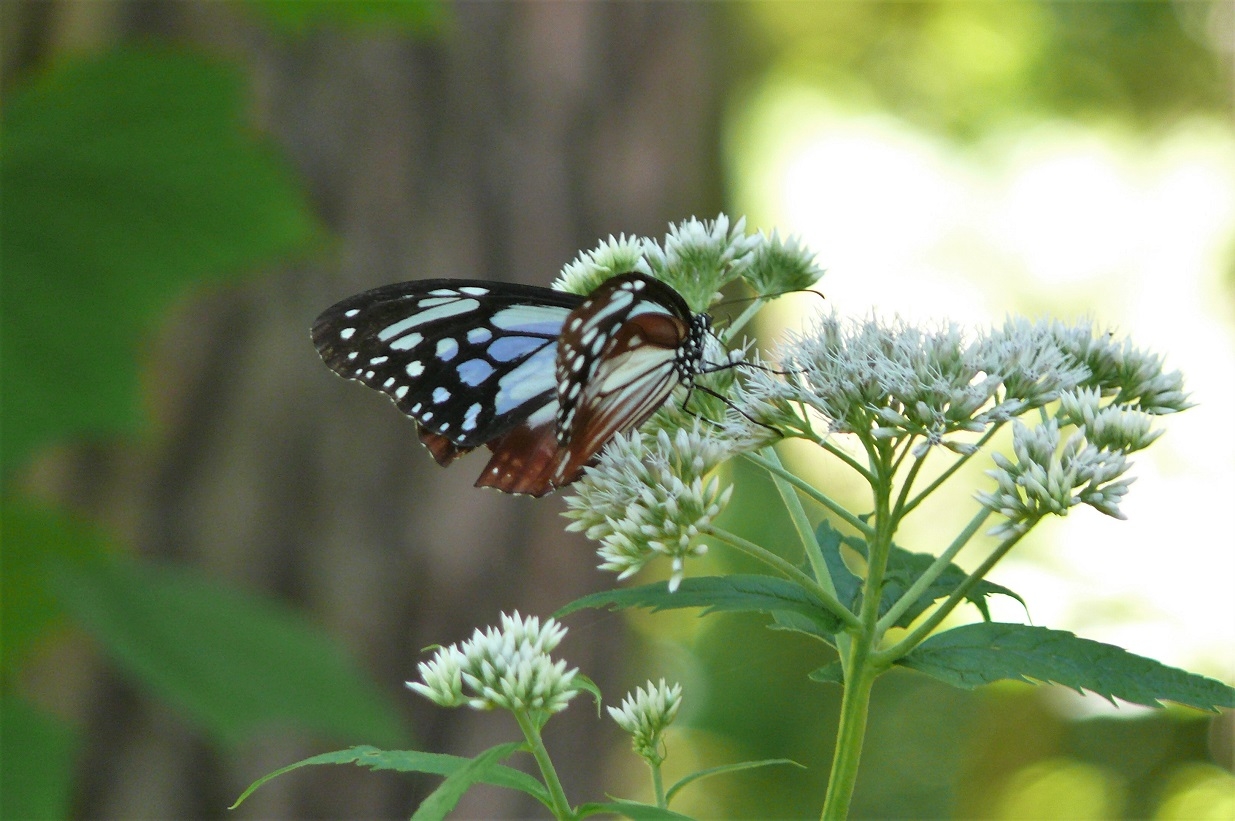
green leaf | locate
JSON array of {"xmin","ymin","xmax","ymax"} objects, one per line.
[
  {"xmin": 0, "ymin": 498, "xmax": 110, "ymax": 676},
  {"xmin": 574, "ymin": 673, "xmax": 605, "ymax": 718},
  {"xmin": 412, "ymin": 743, "xmax": 530, "ymax": 821},
  {"xmin": 768, "ymin": 609, "xmax": 839, "ymax": 646},
  {"xmin": 577, "ymin": 799, "xmax": 695, "ymax": 820},
  {"xmin": 0, "ymin": 697, "xmax": 78, "ymax": 820},
  {"xmin": 0, "ymin": 46, "xmax": 317, "ymax": 471},
  {"xmin": 879, "ymin": 544, "xmax": 1024, "ymax": 626},
  {"xmin": 898, "ymin": 622, "xmax": 1235, "ymax": 711},
  {"xmin": 815, "ymin": 520, "xmax": 861, "ymax": 610},
  {"xmin": 50, "ymin": 555, "xmax": 408, "ymax": 748},
  {"xmin": 665, "ymin": 758, "xmax": 804, "ymax": 803},
  {"xmin": 808, "ymin": 661, "xmax": 845, "ymax": 686},
  {"xmin": 555, "ymin": 575, "xmax": 844, "ymax": 634},
  {"xmin": 232, "ymin": 744, "xmax": 547, "ymax": 810}
]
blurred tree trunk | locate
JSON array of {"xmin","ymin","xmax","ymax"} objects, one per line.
[{"xmin": 22, "ymin": 2, "xmax": 729, "ymax": 818}]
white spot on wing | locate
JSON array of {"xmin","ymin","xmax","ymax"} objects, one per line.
[
  {"xmin": 433, "ymin": 386, "xmax": 450, "ymax": 404},
  {"xmin": 390, "ymin": 332, "xmax": 423, "ymax": 351},
  {"xmin": 345, "ymin": 308, "xmax": 360, "ymax": 318},
  {"xmin": 491, "ymin": 305, "xmax": 569, "ymax": 334},
  {"xmin": 340, "ymin": 327, "xmax": 356, "ymax": 340},
  {"xmin": 406, "ymin": 361, "xmax": 425, "ymax": 378},
  {"xmin": 377, "ymin": 299, "xmax": 479, "ymax": 340},
  {"xmin": 436, "ymin": 338, "xmax": 459, "ymax": 361},
  {"xmin": 462, "ymin": 403, "xmax": 482, "ymax": 431}
]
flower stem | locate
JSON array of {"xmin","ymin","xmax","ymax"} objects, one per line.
[
  {"xmin": 874, "ymin": 508, "xmax": 992, "ymax": 635},
  {"xmin": 875, "ymin": 523, "xmax": 1032, "ymax": 665},
  {"xmin": 758, "ymin": 447, "xmax": 840, "ymax": 601},
  {"xmin": 742, "ymin": 450, "xmax": 874, "ymax": 537},
  {"xmin": 821, "ymin": 641, "xmax": 880, "ymax": 820},
  {"xmin": 821, "ymin": 467, "xmax": 894, "ymax": 818},
  {"xmin": 708, "ymin": 526, "xmax": 860, "ymax": 630},
  {"xmin": 899, "ymin": 425, "xmax": 1002, "ymax": 517},
  {"xmin": 514, "ymin": 710, "xmax": 574, "ymax": 820},
  {"xmin": 650, "ymin": 759, "xmax": 667, "ymax": 809}
]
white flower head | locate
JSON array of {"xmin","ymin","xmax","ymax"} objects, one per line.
[
  {"xmin": 406, "ymin": 612, "xmax": 579, "ymax": 716},
  {"xmin": 553, "ymin": 234, "xmax": 652, "ymax": 296},
  {"xmin": 1043, "ymin": 321, "xmax": 1192, "ymax": 414},
  {"xmin": 1057, "ymin": 387, "xmax": 1163, "ymax": 453},
  {"xmin": 563, "ymin": 422, "xmax": 734, "ymax": 591},
  {"xmin": 607, "ymin": 679, "xmax": 683, "ymax": 765},
  {"xmin": 977, "ymin": 420, "xmax": 1134, "ymax": 537},
  {"xmin": 741, "ymin": 229, "xmax": 825, "ymax": 296},
  {"xmin": 643, "ymin": 214, "xmax": 758, "ymax": 311}
]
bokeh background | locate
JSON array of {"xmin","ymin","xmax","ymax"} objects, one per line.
[{"xmin": 3, "ymin": 2, "xmax": 1233, "ymax": 818}]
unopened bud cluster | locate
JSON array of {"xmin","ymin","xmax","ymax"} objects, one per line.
[
  {"xmin": 407, "ymin": 612, "xmax": 579, "ymax": 715},
  {"xmin": 565, "ymin": 423, "xmax": 733, "ymax": 591},
  {"xmin": 607, "ymin": 679, "xmax": 683, "ymax": 765},
  {"xmin": 553, "ymin": 213, "xmax": 821, "ymax": 313}
]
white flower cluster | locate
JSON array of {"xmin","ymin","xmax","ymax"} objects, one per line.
[
  {"xmin": 734, "ymin": 314, "xmax": 1186, "ymax": 456},
  {"xmin": 564, "ymin": 423, "xmax": 734, "ymax": 591},
  {"xmin": 553, "ymin": 233, "xmax": 650, "ymax": 296},
  {"xmin": 1032, "ymin": 319, "xmax": 1190, "ymax": 415},
  {"xmin": 1056, "ymin": 387, "xmax": 1163, "ymax": 453},
  {"xmin": 551, "ymin": 214, "xmax": 821, "ymax": 313},
  {"xmin": 740, "ymin": 229, "xmax": 825, "ymax": 297},
  {"xmin": 977, "ymin": 419, "xmax": 1134, "ymax": 536},
  {"xmin": 407, "ymin": 612, "xmax": 580, "ymax": 715},
  {"xmin": 607, "ymin": 679, "xmax": 683, "ymax": 764}
]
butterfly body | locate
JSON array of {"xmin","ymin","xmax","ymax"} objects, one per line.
[{"xmin": 312, "ymin": 272, "xmax": 708, "ymax": 496}]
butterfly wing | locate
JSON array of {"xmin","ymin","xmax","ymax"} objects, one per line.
[
  {"xmin": 549, "ymin": 273, "xmax": 702, "ymax": 486},
  {"xmin": 312, "ymin": 273, "xmax": 705, "ymax": 497},
  {"xmin": 312, "ymin": 280, "xmax": 582, "ymax": 464}
]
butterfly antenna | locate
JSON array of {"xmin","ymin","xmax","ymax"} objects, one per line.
[{"xmin": 680, "ymin": 379, "xmax": 783, "ymax": 439}]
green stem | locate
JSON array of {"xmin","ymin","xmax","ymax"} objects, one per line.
[
  {"xmin": 650, "ymin": 759, "xmax": 667, "ymax": 809},
  {"xmin": 759, "ymin": 447, "xmax": 836, "ymax": 598},
  {"xmin": 820, "ymin": 644, "xmax": 880, "ymax": 820},
  {"xmin": 875, "ymin": 523, "xmax": 1032, "ymax": 664},
  {"xmin": 899, "ymin": 425, "xmax": 1002, "ymax": 517},
  {"xmin": 889, "ymin": 441, "xmax": 926, "ymax": 519},
  {"xmin": 741, "ymin": 451, "xmax": 874, "ymax": 538},
  {"xmin": 709, "ymin": 526, "xmax": 860, "ymax": 630},
  {"xmin": 514, "ymin": 710, "xmax": 574, "ymax": 820},
  {"xmin": 874, "ymin": 508, "xmax": 992, "ymax": 635},
  {"xmin": 811, "ymin": 435, "xmax": 875, "ymax": 481},
  {"xmin": 822, "ymin": 462, "xmax": 894, "ymax": 818},
  {"xmin": 722, "ymin": 297, "xmax": 767, "ymax": 342}
]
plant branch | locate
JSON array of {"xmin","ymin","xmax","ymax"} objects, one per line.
[
  {"xmin": 742, "ymin": 450, "xmax": 874, "ymax": 538},
  {"xmin": 899, "ymin": 425, "xmax": 1002, "ymax": 517},
  {"xmin": 514, "ymin": 710, "xmax": 574, "ymax": 820},
  {"xmin": 708, "ymin": 526, "xmax": 860, "ymax": 630},
  {"xmin": 874, "ymin": 508, "xmax": 993, "ymax": 635},
  {"xmin": 875, "ymin": 522, "xmax": 1032, "ymax": 664}
]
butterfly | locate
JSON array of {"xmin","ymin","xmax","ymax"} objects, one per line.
[{"xmin": 312, "ymin": 272, "xmax": 712, "ymax": 496}]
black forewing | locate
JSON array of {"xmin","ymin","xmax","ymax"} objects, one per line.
[{"xmin": 311, "ymin": 279, "xmax": 583, "ymax": 447}]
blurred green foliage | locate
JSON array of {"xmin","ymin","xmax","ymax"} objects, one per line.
[
  {"xmin": 0, "ymin": 44, "xmax": 408, "ymax": 818},
  {"xmin": 1, "ymin": 46, "xmax": 316, "ymax": 470},
  {"xmin": 245, "ymin": 0, "xmax": 444, "ymax": 35},
  {"xmin": 741, "ymin": 1, "xmax": 1229, "ymax": 138}
]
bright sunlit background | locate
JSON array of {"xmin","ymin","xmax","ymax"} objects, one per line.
[
  {"xmin": 729, "ymin": 83, "xmax": 1235, "ymax": 694},
  {"xmin": 699, "ymin": 2, "xmax": 1235, "ymax": 817}
]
